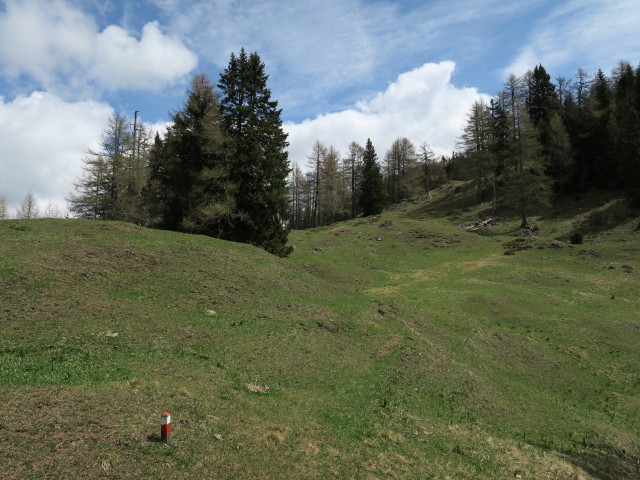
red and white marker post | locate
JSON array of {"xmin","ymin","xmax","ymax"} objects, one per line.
[{"xmin": 161, "ymin": 412, "xmax": 171, "ymax": 443}]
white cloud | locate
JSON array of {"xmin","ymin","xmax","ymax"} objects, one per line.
[
  {"xmin": 151, "ymin": 0, "xmax": 381, "ymax": 111},
  {"xmin": 0, "ymin": 0, "xmax": 197, "ymax": 97},
  {"xmin": 148, "ymin": 0, "xmax": 547, "ymax": 121},
  {"xmin": 91, "ymin": 21, "xmax": 198, "ymax": 91},
  {"xmin": 284, "ymin": 61, "xmax": 490, "ymax": 167},
  {"xmin": 0, "ymin": 91, "xmax": 113, "ymax": 213},
  {"xmin": 504, "ymin": 0, "xmax": 640, "ymax": 78}
]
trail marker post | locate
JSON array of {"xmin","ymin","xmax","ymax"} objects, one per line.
[{"xmin": 161, "ymin": 412, "xmax": 171, "ymax": 443}]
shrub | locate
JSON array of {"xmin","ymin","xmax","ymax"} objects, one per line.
[{"xmin": 570, "ymin": 232, "xmax": 584, "ymax": 245}]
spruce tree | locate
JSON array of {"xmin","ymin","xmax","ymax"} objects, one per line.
[
  {"xmin": 145, "ymin": 74, "xmax": 235, "ymax": 235},
  {"xmin": 528, "ymin": 64, "xmax": 559, "ymax": 127},
  {"xmin": 359, "ymin": 139, "xmax": 386, "ymax": 216},
  {"xmin": 218, "ymin": 49, "xmax": 292, "ymax": 256}
]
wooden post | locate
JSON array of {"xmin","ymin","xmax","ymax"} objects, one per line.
[{"xmin": 161, "ymin": 412, "xmax": 171, "ymax": 443}]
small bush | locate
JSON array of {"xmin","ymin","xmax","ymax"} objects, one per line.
[{"xmin": 570, "ymin": 232, "xmax": 584, "ymax": 245}]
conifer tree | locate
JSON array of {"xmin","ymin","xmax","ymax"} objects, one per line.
[
  {"xmin": 612, "ymin": 63, "xmax": 640, "ymax": 204},
  {"xmin": 68, "ymin": 112, "xmax": 142, "ymax": 220},
  {"xmin": 359, "ymin": 139, "xmax": 386, "ymax": 216},
  {"xmin": 418, "ymin": 142, "xmax": 436, "ymax": 196},
  {"xmin": 0, "ymin": 194, "xmax": 7, "ymax": 220},
  {"xmin": 218, "ymin": 49, "xmax": 291, "ymax": 256},
  {"xmin": 502, "ymin": 114, "xmax": 552, "ymax": 228},
  {"xmin": 146, "ymin": 74, "xmax": 234, "ymax": 236},
  {"xmin": 528, "ymin": 64, "xmax": 559, "ymax": 127},
  {"xmin": 344, "ymin": 141, "xmax": 364, "ymax": 218},
  {"xmin": 318, "ymin": 146, "xmax": 344, "ymax": 225},
  {"xmin": 458, "ymin": 100, "xmax": 494, "ymax": 204},
  {"xmin": 546, "ymin": 113, "xmax": 573, "ymax": 194},
  {"xmin": 288, "ymin": 163, "xmax": 307, "ymax": 229},
  {"xmin": 16, "ymin": 190, "xmax": 39, "ymax": 219},
  {"xmin": 306, "ymin": 140, "xmax": 326, "ymax": 228},
  {"xmin": 384, "ymin": 137, "xmax": 419, "ymax": 203}
]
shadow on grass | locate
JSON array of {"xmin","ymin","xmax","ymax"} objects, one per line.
[
  {"xmin": 559, "ymin": 445, "xmax": 640, "ymax": 480},
  {"xmin": 404, "ymin": 181, "xmax": 479, "ymax": 220},
  {"xmin": 560, "ymin": 198, "xmax": 636, "ymax": 238}
]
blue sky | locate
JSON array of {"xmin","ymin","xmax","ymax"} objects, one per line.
[{"xmin": 1, "ymin": 0, "xmax": 639, "ymax": 213}]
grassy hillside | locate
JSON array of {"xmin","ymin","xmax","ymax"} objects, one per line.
[{"xmin": 1, "ymin": 185, "xmax": 639, "ymax": 479}]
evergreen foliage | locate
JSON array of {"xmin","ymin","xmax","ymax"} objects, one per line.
[
  {"xmin": 145, "ymin": 74, "xmax": 235, "ymax": 237},
  {"xmin": 359, "ymin": 139, "xmax": 387, "ymax": 216},
  {"xmin": 68, "ymin": 54, "xmax": 640, "ymax": 241},
  {"xmin": 218, "ymin": 49, "xmax": 292, "ymax": 256}
]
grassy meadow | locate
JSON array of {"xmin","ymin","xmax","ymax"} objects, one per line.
[{"xmin": 1, "ymin": 182, "xmax": 639, "ymax": 479}]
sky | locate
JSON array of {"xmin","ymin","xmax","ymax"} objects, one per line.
[{"xmin": 1, "ymin": 0, "xmax": 639, "ymax": 214}]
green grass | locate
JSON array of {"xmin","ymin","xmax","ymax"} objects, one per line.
[{"xmin": 1, "ymin": 185, "xmax": 639, "ymax": 479}]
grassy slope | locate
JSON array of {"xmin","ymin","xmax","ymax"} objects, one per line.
[{"xmin": 1, "ymin": 185, "xmax": 639, "ymax": 479}]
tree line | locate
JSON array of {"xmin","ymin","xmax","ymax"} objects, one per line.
[
  {"xmin": 297, "ymin": 60, "xmax": 640, "ymax": 230},
  {"xmin": 451, "ymin": 60, "xmax": 640, "ymax": 226},
  {"xmin": 11, "ymin": 56, "xmax": 636, "ymax": 253},
  {"xmin": 66, "ymin": 49, "xmax": 292, "ymax": 257},
  {"xmin": 0, "ymin": 190, "xmax": 66, "ymax": 220},
  {"xmin": 290, "ymin": 137, "xmax": 447, "ymax": 229}
]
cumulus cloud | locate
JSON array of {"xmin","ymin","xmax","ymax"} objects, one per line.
[
  {"xmin": 0, "ymin": 91, "xmax": 113, "ymax": 213},
  {"xmin": 284, "ymin": 61, "xmax": 490, "ymax": 167},
  {"xmin": 0, "ymin": 0, "xmax": 197, "ymax": 97}
]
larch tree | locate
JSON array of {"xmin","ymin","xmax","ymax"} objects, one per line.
[
  {"xmin": 16, "ymin": 190, "xmax": 39, "ymax": 219},
  {"xmin": 502, "ymin": 111, "xmax": 552, "ymax": 227},
  {"xmin": 306, "ymin": 140, "xmax": 327, "ymax": 227},
  {"xmin": 218, "ymin": 48, "xmax": 292, "ymax": 256},
  {"xmin": 318, "ymin": 145, "xmax": 344, "ymax": 225},
  {"xmin": 68, "ymin": 112, "xmax": 148, "ymax": 222},
  {"xmin": 555, "ymin": 76, "xmax": 572, "ymax": 105},
  {"xmin": 546, "ymin": 113, "xmax": 573, "ymax": 194},
  {"xmin": 359, "ymin": 138, "xmax": 386, "ymax": 216},
  {"xmin": 67, "ymin": 149, "xmax": 110, "ymax": 219},
  {"xmin": 489, "ymin": 97, "xmax": 510, "ymax": 178},
  {"xmin": 574, "ymin": 68, "xmax": 591, "ymax": 107},
  {"xmin": 0, "ymin": 195, "xmax": 8, "ymax": 220},
  {"xmin": 384, "ymin": 137, "xmax": 419, "ymax": 203},
  {"xmin": 344, "ymin": 141, "xmax": 364, "ymax": 218},
  {"xmin": 418, "ymin": 142, "xmax": 436, "ymax": 196},
  {"xmin": 503, "ymin": 74, "xmax": 527, "ymax": 158},
  {"xmin": 458, "ymin": 100, "xmax": 494, "ymax": 204},
  {"xmin": 288, "ymin": 162, "xmax": 307, "ymax": 229},
  {"xmin": 42, "ymin": 201, "xmax": 66, "ymax": 218}
]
